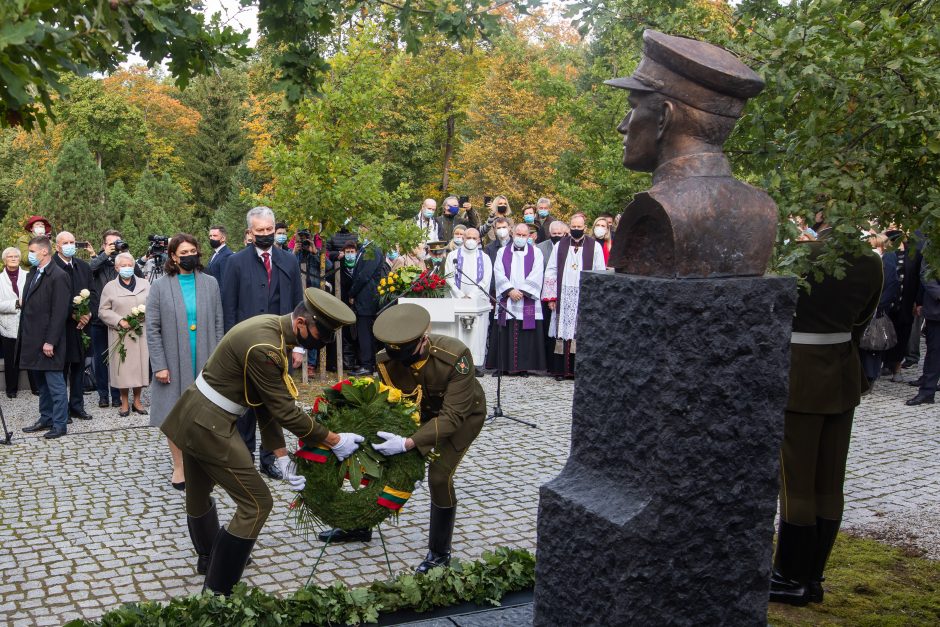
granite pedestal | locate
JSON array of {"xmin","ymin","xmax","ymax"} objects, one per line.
[{"xmin": 533, "ymin": 272, "xmax": 796, "ymax": 625}]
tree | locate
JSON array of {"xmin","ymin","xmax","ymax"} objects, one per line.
[
  {"xmin": 120, "ymin": 169, "xmax": 194, "ymax": 258},
  {"xmin": 184, "ymin": 71, "xmax": 251, "ymax": 229},
  {"xmin": 32, "ymin": 136, "xmax": 112, "ymax": 242}
]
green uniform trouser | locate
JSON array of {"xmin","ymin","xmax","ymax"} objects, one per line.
[
  {"xmin": 779, "ymin": 409, "xmax": 855, "ymax": 525},
  {"xmin": 183, "ymin": 452, "xmax": 274, "ymax": 539},
  {"xmin": 427, "ymin": 439, "xmax": 472, "ymax": 509}
]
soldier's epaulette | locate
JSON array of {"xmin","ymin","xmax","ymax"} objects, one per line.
[{"xmin": 429, "ymin": 343, "xmax": 460, "ymax": 366}]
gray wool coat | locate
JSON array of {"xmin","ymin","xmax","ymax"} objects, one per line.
[{"xmin": 145, "ymin": 271, "xmax": 223, "ymax": 428}]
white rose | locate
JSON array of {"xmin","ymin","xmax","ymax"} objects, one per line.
[
  {"xmin": 130, "ymin": 306, "xmax": 139, "ymax": 316},
  {"xmin": 80, "ymin": 289, "xmax": 90, "ymax": 298},
  {"xmin": 73, "ymin": 296, "xmax": 82, "ymax": 304},
  {"xmin": 138, "ymin": 304, "xmax": 146, "ymax": 314}
]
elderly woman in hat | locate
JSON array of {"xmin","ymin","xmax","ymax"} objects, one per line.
[{"xmin": 18, "ymin": 216, "xmax": 53, "ymax": 269}]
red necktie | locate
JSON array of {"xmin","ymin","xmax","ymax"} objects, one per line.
[{"xmin": 262, "ymin": 252, "xmax": 271, "ymax": 283}]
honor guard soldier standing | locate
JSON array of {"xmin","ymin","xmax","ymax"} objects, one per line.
[
  {"xmin": 162, "ymin": 288, "xmax": 364, "ymax": 595},
  {"xmin": 770, "ymin": 228, "xmax": 882, "ymax": 606},
  {"xmin": 318, "ymin": 304, "xmax": 486, "ymax": 572}
]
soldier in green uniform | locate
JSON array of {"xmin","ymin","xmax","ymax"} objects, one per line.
[
  {"xmin": 318, "ymin": 304, "xmax": 486, "ymax": 573},
  {"xmin": 425, "ymin": 241, "xmax": 448, "ymax": 272},
  {"xmin": 770, "ymin": 228, "xmax": 883, "ymax": 606},
  {"xmin": 161, "ymin": 288, "xmax": 364, "ymax": 595}
]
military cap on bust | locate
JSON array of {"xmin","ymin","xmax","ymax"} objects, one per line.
[
  {"xmin": 374, "ymin": 303, "xmax": 431, "ymax": 350},
  {"xmin": 303, "ymin": 287, "xmax": 355, "ymax": 331},
  {"xmin": 604, "ymin": 30, "xmax": 765, "ymax": 118},
  {"xmin": 427, "ymin": 241, "xmax": 448, "ymax": 254},
  {"xmin": 526, "ymin": 223, "xmax": 539, "ymax": 236}
]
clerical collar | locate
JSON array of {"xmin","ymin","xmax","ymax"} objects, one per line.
[{"xmin": 652, "ymin": 152, "xmax": 731, "ymax": 185}]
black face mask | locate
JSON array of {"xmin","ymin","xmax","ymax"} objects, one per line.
[
  {"xmin": 209, "ymin": 238, "xmax": 222, "ymax": 249},
  {"xmin": 178, "ymin": 254, "xmax": 199, "ymax": 271},
  {"xmin": 570, "ymin": 228, "xmax": 585, "ymax": 240},
  {"xmin": 550, "ymin": 235, "xmax": 562, "ymax": 244},
  {"xmin": 254, "ymin": 233, "xmax": 276, "ymax": 250},
  {"xmin": 298, "ymin": 319, "xmax": 335, "ymax": 351},
  {"xmin": 386, "ymin": 339, "xmax": 426, "ymax": 365},
  {"xmin": 496, "ymin": 205, "xmax": 508, "ymax": 214}
]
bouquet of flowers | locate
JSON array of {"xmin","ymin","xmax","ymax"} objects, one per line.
[
  {"xmin": 71, "ymin": 288, "xmax": 91, "ymax": 349},
  {"xmin": 290, "ymin": 377, "xmax": 425, "ymax": 532},
  {"xmin": 377, "ymin": 266, "xmax": 422, "ymax": 305},
  {"xmin": 409, "ymin": 269, "xmax": 449, "ymax": 298},
  {"xmin": 106, "ymin": 304, "xmax": 146, "ymax": 367}
]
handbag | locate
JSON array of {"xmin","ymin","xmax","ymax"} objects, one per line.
[{"xmin": 859, "ymin": 312, "xmax": 897, "ymax": 352}]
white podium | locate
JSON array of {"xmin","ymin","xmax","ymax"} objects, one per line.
[{"xmin": 398, "ymin": 297, "xmax": 491, "ymax": 366}]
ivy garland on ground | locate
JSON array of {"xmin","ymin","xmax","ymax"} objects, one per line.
[
  {"xmin": 65, "ymin": 548, "xmax": 535, "ymax": 627},
  {"xmin": 291, "ymin": 377, "xmax": 426, "ymax": 533}
]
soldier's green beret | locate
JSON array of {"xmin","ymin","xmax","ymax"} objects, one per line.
[
  {"xmin": 304, "ymin": 287, "xmax": 355, "ymax": 331},
  {"xmin": 374, "ymin": 303, "xmax": 430, "ymax": 349},
  {"xmin": 427, "ymin": 241, "xmax": 448, "ymax": 254}
]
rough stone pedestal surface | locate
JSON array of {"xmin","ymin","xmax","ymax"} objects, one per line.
[{"xmin": 533, "ymin": 272, "xmax": 796, "ymax": 626}]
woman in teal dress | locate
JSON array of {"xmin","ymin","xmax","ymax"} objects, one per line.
[{"xmin": 146, "ymin": 234, "xmax": 224, "ymax": 490}]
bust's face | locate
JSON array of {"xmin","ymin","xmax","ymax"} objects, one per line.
[{"xmin": 617, "ymin": 92, "xmax": 660, "ymax": 172}]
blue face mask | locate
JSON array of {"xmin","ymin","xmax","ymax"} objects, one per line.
[
  {"xmin": 27, "ymin": 252, "xmax": 40, "ymax": 267},
  {"xmin": 62, "ymin": 244, "xmax": 77, "ymax": 258},
  {"xmin": 523, "ymin": 215, "xmax": 535, "ymax": 224},
  {"xmin": 527, "ymin": 237, "xmax": 534, "ymax": 246},
  {"xmin": 423, "ymin": 209, "xmax": 435, "ymax": 219},
  {"xmin": 275, "ymin": 234, "xmax": 288, "ymax": 245},
  {"xmin": 118, "ymin": 267, "xmax": 135, "ymax": 279},
  {"xmin": 513, "ymin": 237, "xmax": 527, "ymax": 249},
  {"xmin": 538, "ymin": 209, "xmax": 549, "ymax": 218},
  {"xmin": 388, "ymin": 251, "xmax": 400, "ymax": 260},
  {"xmin": 453, "ymin": 237, "xmax": 464, "ymax": 246},
  {"xmin": 446, "ymin": 205, "xmax": 459, "ymax": 214}
]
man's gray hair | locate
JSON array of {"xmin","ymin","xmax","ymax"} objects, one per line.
[
  {"xmin": 444, "ymin": 195, "xmax": 458, "ymax": 205},
  {"xmin": 537, "ymin": 197, "xmax": 552, "ymax": 207},
  {"xmin": 549, "ymin": 220, "xmax": 569, "ymax": 232},
  {"xmin": 246, "ymin": 206, "xmax": 276, "ymax": 229}
]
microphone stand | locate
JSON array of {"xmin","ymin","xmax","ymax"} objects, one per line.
[{"xmin": 453, "ymin": 262, "xmax": 536, "ymax": 429}]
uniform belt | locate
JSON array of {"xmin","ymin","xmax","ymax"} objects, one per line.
[
  {"xmin": 195, "ymin": 372, "xmax": 247, "ymax": 415},
  {"xmin": 790, "ymin": 331, "xmax": 851, "ymax": 345}
]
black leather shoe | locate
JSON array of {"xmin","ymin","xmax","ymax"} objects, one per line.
[
  {"xmin": 203, "ymin": 528, "xmax": 255, "ymax": 596},
  {"xmin": 906, "ymin": 393, "xmax": 935, "ymax": 406},
  {"xmin": 70, "ymin": 409, "xmax": 93, "ymax": 420},
  {"xmin": 907, "ymin": 380, "xmax": 923, "ymax": 387},
  {"xmin": 44, "ymin": 428, "xmax": 67, "ymax": 440},
  {"xmin": 67, "ymin": 417, "xmax": 73, "ymax": 424},
  {"xmin": 349, "ymin": 368, "xmax": 372, "ymax": 376},
  {"xmin": 769, "ymin": 568, "xmax": 810, "ymax": 606},
  {"xmin": 111, "ymin": 400, "xmax": 121, "ymax": 407},
  {"xmin": 6, "ymin": 391, "xmax": 16, "ymax": 399},
  {"xmin": 260, "ymin": 462, "xmax": 283, "ymax": 480},
  {"xmin": 99, "ymin": 398, "xmax": 110, "ymax": 408},
  {"xmin": 23, "ymin": 420, "xmax": 52, "ymax": 433},
  {"xmin": 416, "ymin": 550, "xmax": 452, "ymax": 574},
  {"xmin": 318, "ymin": 528, "xmax": 372, "ymax": 543}
]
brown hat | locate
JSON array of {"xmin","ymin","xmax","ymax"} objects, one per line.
[
  {"xmin": 604, "ymin": 30, "xmax": 764, "ymax": 118},
  {"xmin": 24, "ymin": 215, "xmax": 52, "ymax": 234}
]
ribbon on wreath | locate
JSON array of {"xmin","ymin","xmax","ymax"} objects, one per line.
[
  {"xmin": 377, "ymin": 486, "xmax": 412, "ymax": 511},
  {"xmin": 296, "ymin": 439, "xmax": 331, "ymax": 463}
]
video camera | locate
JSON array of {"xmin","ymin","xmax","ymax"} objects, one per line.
[{"xmin": 147, "ymin": 234, "xmax": 169, "ymax": 256}]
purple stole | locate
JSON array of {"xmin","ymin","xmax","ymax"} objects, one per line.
[
  {"xmin": 554, "ymin": 235, "xmax": 596, "ymax": 314},
  {"xmin": 499, "ymin": 244, "xmax": 536, "ymax": 330},
  {"xmin": 455, "ymin": 249, "xmax": 483, "ymax": 289}
]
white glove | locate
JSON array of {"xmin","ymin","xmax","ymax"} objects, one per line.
[
  {"xmin": 274, "ymin": 456, "xmax": 306, "ymax": 491},
  {"xmin": 331, "ymin": 432, "xmax": 365, "ymax": 461},
  {"xmin": 372, "ymin": 431, "xmax": 408, "ymax": 456}
]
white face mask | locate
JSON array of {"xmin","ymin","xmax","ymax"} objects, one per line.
[
  {"xmin": 464, "ymin": 239, "xmax": 478, "ymax": 251},
  {"xmin": 496, "ymin": 227, "xmax": 510, "ymax": 240},
  {"xmin": 594, "ymin": 226, "xmax": 608, "ymax": 238},
  {"xmin": 32, "ymin": 225, "xmax": 46, "ymax": 236}
]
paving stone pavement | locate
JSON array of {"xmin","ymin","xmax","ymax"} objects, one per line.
[{"xmin": 0, "ymin": 372, "xmax": 937, "ymax": 624}]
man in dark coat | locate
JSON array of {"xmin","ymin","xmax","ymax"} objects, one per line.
[
  {"xmin": 221, "ymin": 206, "xmax": 304, "ymax": 479},
  {"xmin": 53, "ymin": 231, "xmax": 94, "ymax": 421},
  {"xmin": 344, "ymin": 239, "xmax": 385, "ymax": 376},
  {"xmin": 18, "ymin": 237, "xmax": 71, "ymax": 439},
  {"xmin": 206, "ymin": 225, "xmax": 234, "ymax": 298},
  {"xmin": 770, "ymin": 231, "xmax": 882, "ymax": 606},
  {"xmin": 907, "ymin": 254, "xmax": 940, "ymax": 405}
]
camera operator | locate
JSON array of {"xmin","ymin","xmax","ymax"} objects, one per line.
[
  {"xmin": 294, "ymin": 228, "xmax": 333, "ymax": 291},
  {"xmin": 138, "ymin": 235, "xmax": 169, "ymax": 281},
  {"xmin": 89, "ymin": 230, "xmax": 143, "ymax": 409}
]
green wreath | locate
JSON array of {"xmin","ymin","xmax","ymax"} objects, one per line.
[{"xmin": 291, "ymin": 377, "xmax": 426, "ymax": 531}]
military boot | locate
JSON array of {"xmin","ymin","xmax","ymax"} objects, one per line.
[
  {"xmin": 416, "ymin": 504, "xmax": 456, "ymax": 574},
  {"xmin": 808, "ymin": 517, "xmax": 841, "ymax": 603},
  {"xmin": 769, "ymin": 521, "xmax": 816, "ymax": 606},
  {"xmin": 187, "ymin": 498, "xmax": 220, "ymax": 575},
  {"xmin": 203, "ymin": 528, "xmax": 255, "ymax": 596}
]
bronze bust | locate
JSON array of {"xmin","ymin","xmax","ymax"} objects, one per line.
[{"xmin": 605, "ymin": 30, "xmax": 776, "ymax": 278}]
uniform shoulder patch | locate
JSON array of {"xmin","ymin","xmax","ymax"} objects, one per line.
[
  {"xmin": 263, "ymin": 348, "xmax": 284, "ymax": 368},
  {"xmin": 455, "ymin": 355, "xmax": 471, "ymax": 375}
]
